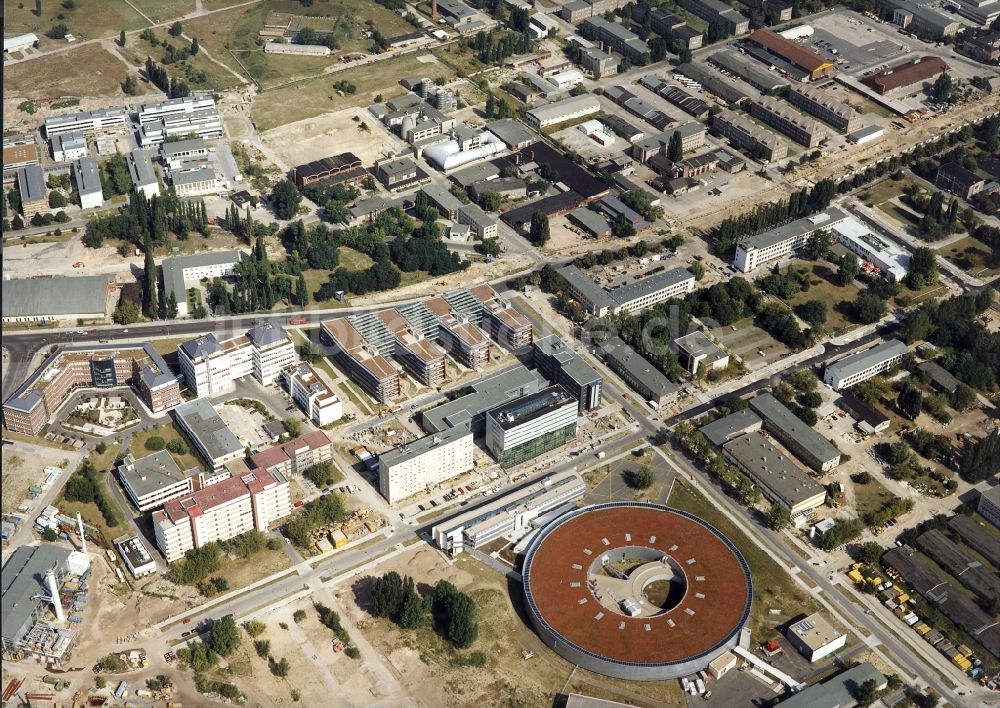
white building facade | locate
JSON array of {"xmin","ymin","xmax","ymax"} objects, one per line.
[
  {"xmin": 378, "ymin": 428, "xmax": 475, "ymax": 503},
  {"xmin": 177, "ymin": 325, "xmax": 295, "ymax": 396},
  {"xmin": 285, "ymin": 364, "xmax": 344, "ymax": 426},
  {"xmin": 823, "ymin": 340, "xmax": 908, "ymax": 390}
]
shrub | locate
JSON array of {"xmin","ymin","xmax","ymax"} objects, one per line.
[
  {"xmin": 254, "ymin": 639, "xmax": 271, "ymax": 658},
  {"xmin": 624, "ymin": 467, "xmax": 655, "ymax": 490},
  {"xmin": 293, "ymin": 609, "xmax": 306, "ymax": 623},
  {"xmin": 166, "ymin": 439, "xmax": 187, "ymax": 455},
  {"xmin": 243, "ymin": 620, "xmax": 266, "ymax": 637},
  {"xmin": 344, "ymin": 646, "xmax": 360, "ymax": 659},
  {"xmin": 144, "ymin": 436, "xmax": 166, "ymax": 451}
]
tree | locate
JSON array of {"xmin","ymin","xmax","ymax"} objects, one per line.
[
  {"xmin": 931, "ymin": 72, "xmax": 952, "ymax": 103},
  {"xmin": 254, "ymin": 639, "xmax": 270, "ymax": 658},
  {"xmin": 788, "ymin": 368, "xmax": 818, "ymax": 392},
  {"xmin": 951, "ymin": 383, "xmax": 976, "ymax": 411},
  {"xmin": 142, "ymin": 233, "xmax": 157, "ymax": 318},
  {"xmin": 854, "ymin": 291, "xmax": 886, "ymax": 324},
  {"xmin": 206, "ymin": 616, "xmax": 240, "ymax": 657},
  {"xmin": 907, "ymin": 246, "xmax": 938, "ymax": 288},
  {"xmin": 123, "ymin": 74, "xmax": 138, "ymax": 95},
  {"xmin": 113, "ymin": 300, "xmax": 141, "ymax": 324},
  {"xmin": 398, "ymin": 588, "xmax": 425, "ymax": 629},
  {"xmin": 119, "ymin": 29, "xmax": 126, "ymax": 46},
  {"xmin": 838, "ymin": 253, "xmax": 860, "ymax": 286},
  {"xmin": 167, "ymin": 439, "xmax": 187, "ymax": 454},
  {"xmin": 690, "ymin": 261, "xmax": 705, "ymax": 281},
  {"xmin": 897, "ymin": 384, "xmax": 923, "ymax": 420},
  {"xmin": 304, "ymin": 461, "xmax": 338, "ymax": 488},
  {"xmin": 297, "ymin": 273, "xmax": 309, "ymax": 306},
  {"xmin": 446, "ymin": 593, "xmax": 478, "ymax": 648},
  {"xmin": 370, "ymin": 572, "xmax": 405, "ymax": 618},
  {"xmin": 270, "ymin": 180, "xmax": 301, "ymax": 220},
  {"xmin": 855, "ymin": 678, "xmax": 881, "ymax": 707},
  {"xmin": 478, "ymin": 191, "xmax": 502, "ymax": 212},
  {"xmin": 283, "ymin": 416, "xmax": 301, "ymax": 437},
  {"xmin": 190, "ymin": 36, "xmax": 199, "ymax": 55},
  {"xmin": 528, "ymin": 211, "xmax": 549, "ymax": 247},
  {"xmin": 169, "ymin": 21, "xmax": 183, "ymax": 37},
  {"xmin": 855, "ymin": 541, "xmax": 883, "ymax": 566},
  {"xmin": 766, "ymin": 504, "xmax": 791, "ymax": 531},
  {"xmin": 47, "ymin": 23, "xmax": 70, "ymax": 40},
  {"xmin": 145, "ymin": 436, "xmax": 166, "ymax": 451},
  {"xmin": 802, "ymin": 229, "xmax": 832, "ymax": 260},
  {"xmin": 270, "ymin": 657, "xmax": 290, "ymax": 677},
  {"xmin": 796, "ymin": 299, "xmax": 827, "ymax": 326},
  {"xmin": 667, "ymin": 130, "xmax": 683, "ymax": 162},
  {"xmin": 625, "ymin": 467, "xmax": 655, "ymax": 489}
]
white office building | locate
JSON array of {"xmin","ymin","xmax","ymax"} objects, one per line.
[
  {"xmin": 52, "ymin": 133, "xmax": 87, "ymax": 162},
  {"xmin": 160, "ymin": 250, "xmax": 244, "ymax": 318},
  {"xmin": 485, "ymin": 387, "xmax": 578, "ymax": 467},
  {"xmin": 525, "ymin": 94, "xmax": 601, "ymax": 128},
  {"xmin": 285, "ymin": 363, "xmax": 344, "ymax": 427},
  {"xmin": 118, "ymin": 451, "xmax": 195, "ymax": 512},
  {"xmin": 785, "ymin": 613, "xmax": 847, "ymax": 663},
  {"xmin": 378, "ymin": 426, "xmax": 474, "ymax": 503},
  {"xmin": 171, "ymin": 167, "xmax": 217, "ymax": 196},
  {"xmin": 127, "ymin": 148, "xmax": 160, "ymax": 198},
  {"xmin": 823, "ymin": 340, "xmax": 908, "ymax": 390},
  {"xmin": 831, "ymin": 217, "xmax": 910, "ymax": 281},
  {"xmin": 152, "ymin": 468, "xmax": 291, "ymax": 563},
  {"xmin": 44, "ymin": 107, "xmax": 128, "ymax": 138},
  {"xmin": 72, "ymin": 157, "xmax": 104, "ymax": 210},
  {"xmin": 177, "ymin": 324, "xmax": 295, "ymax": 396},
  {"xmin": 137, "ymin": 96, "xmax": 223, "ymax": 146},
  {"xmin": 734, "ymin": 207, "xmax": 849, "ymax": 272}
]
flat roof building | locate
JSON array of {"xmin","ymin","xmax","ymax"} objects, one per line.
[
  {"xmin": 823, "ymin": 340, "xmax": 907, "ymax": 391},
  {"xmin": 52, "ymin": 132, "xmax": 88, "ymax": 163},
  {"xmin": 457, "ymin": 202, "xmax": 499, "ymax": 239},
  {"xmin": 173, "ymin": 398, "xmax": 244, "ymax": 470},
  {"xmin": 17, "ymin": 164, "xmax": 48, "ymax": 217},
  {"xmin": 709, "ymin": 50, "xmax": 787, "ymax": 93},
  {"xmin": 526, "ymin": 94, "xmax": 601, "ymax": 128},
  {"xmin": 780, "ymin": 663, "xmax": 885, "ymax": 708},
  {"xmin": 422, "ymin": 364, "xmax": 545, "ymax": 434},
  {"xmin": 486, "ymin": 386, "xmax": 578, "ymax": 467},
  {"xmin": 674, "ymin": 331, "xmax": 730, "ymax": 375},
  {"xmin": 115, "ymin": 534, "xmax": 157, "ymax": 578},
  {"xmin": 118, "ymin": 450, "xmax": 195, "ymax": 512},
  {"xmin": 723, "ymin": 432, "xmax": 827, "ymax": 515},
  {"xmin": 1, "ymin": 544, "xmax": 75, "ymax": 662},
  {"xmin": 734, "ymin": 207, "xmax": 848, "ymax": 272},
  {"xmin": 321, "ymin": 318, "xmax": 401, "ymax": 403},
  {"xmin": 72, "ymin": 156, "xmax": 103, "ymax": 210},
  {"xmin": 556, "ymin": 264, "xmax": 695, "ymax": 317},
  {"xmin": 887, "ymin": 0, "xmax": 960, "ymax": 39},
  {"xmin": 161, "ymin": 250, "xmax": 244, "ymax": 318},
  {"xmin": 676, "ymin": 62, "xmax": 760, "ymax": 104},
  {"xmin": 2, "ymin": 274, "xmax": 116, "ymax": 324},
  {"xmin": 533, "ymin": 335, "xmax": 603, "ymax": 412},
  {"xmin": 600, "ymin": 336, "xmax": 678, "ymax": 405},
  {"xmin": 785, "ymin": 612, "xmax": 847, "ymax": 662},
  {"xmin": 979, "ymin": 487, "xmax": 1000, "ymax": 529},
  {"xmin": 378, "ymin": 426, "xmax": 475, "ymax": 503},
  {"xmin": 44, "ymin": 107, "xmax": 127, "ymax": 138},
  {"xmin": 699, "ymin": 409, "xmax": 762, "ymax": 447},
  {"xmin": 830, "ymin": 217, "xmax": 910, "ymax": 281},
  {"xmin": 128, "ymin": 148, "xmax": 160, "ymax": 198},
  {"xmin": 749, "ymin": 393, "xmax": 841, "ymax": 472},
  {"xmin": 284, "ymin": 363, "xmax": 343, "ymax": 427}
]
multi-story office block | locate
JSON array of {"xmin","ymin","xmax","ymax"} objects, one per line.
[
  {"xmin": 173, "ymin": 398, "xmax": 245, "ymax": 470},
  {"xmin": 823, "ymin": 340, "xmax": 908, "ymax": 391},
  {"xmin": 177, "ymin": 324, "xmax": 294, "ymax": 396},
  {"xmin": 533, "ymin": 336, "xmax": 603, "ymax": 412},
  {"xmin": 44, "ymin": 107, "xmax": 127, "ymax": 138},
  {"xmin": 321, "ymin": 318, "xmax": 401, "ymax": 403},
  {"xmin": 378, "ymin": 426, "xmax": 475, "ymax": 503},
  {"xmin": 734, "ymin": 207, "xmax": 848, "ymax": 272},
  {"xmin": 749, "ymin": 393, "xmax": 842, "ymax": 472},
  {"xmin": 118, "ymin": 451, "xmax": 195, "ymax": 512},
  {"xmin": 486, "ymin": 386, "xmax": 578, "ymax": 467},
  {"xmin": 285, "ymin": 363, "xmax": 344, "ymax": 426}
]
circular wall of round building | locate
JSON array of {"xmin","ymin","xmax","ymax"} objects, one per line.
[{"xmin": 521, "ymin": 502, "xmax": 752, "ymax": 681}]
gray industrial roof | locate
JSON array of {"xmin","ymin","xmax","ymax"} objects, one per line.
[
  {"xmin": 601, "ymin": 336, "xmax": 678, "ymax": 399},
  {"xmin": 780, "ymin": 663, "xmax": 885, "ymax": 708},
  {"xmin": 128, "ymin": 148, "xmax": 158, "ymax": 187},
  {"xmin": 422, "ymin": 364, "xmax": 545, "ymax": 433},
  {"xmin": 824, "ymin": 340, "xmax": 907, "ymax": 384},
  {"xmin": 172, "ymin": 167, "xmax": 215, "ymax": 186},
  {"xmin": 458, "ymin": 202, "xmax": 497, "ymax": 228},
  {"xmin": 918, "ymin": 360, "xmax": 960, "ymax": 393},
  {"xmin": 740, "ymin": 207, "xmax": 848, "ymax": 251},
  {"xmin": 160, "ymin": 137, "xmax": 206, "ymax": 157},
  {"xmin": 378, "ymin": 157, "xmax": 417, "ymax": 176},
  {"xmin": 567, "ymin": 207, "xmax": 610, "ymax": 235},
  {"xmin": 750, "ymin": 393, "xmax": 841, "ymax": 466},
  {"xmin": 161, "ymin": 250, "xmax": 244, "ymax": 308},
  {"xmin": 379, "ymin": 425, "xmax": 472, "ymax": 468},
  {"xmin": 534, "ymin": 334, "xmax": 602, "ymax": 387},
  {"xmin": 526, "ymin": 94, "xmax": 601, "ymax": 125},
  {"xmin": 557, "ymin": 264, "xmax": 617, "ymax": 313},
  {"xmin": 173, "ymin": 398, "xmax": 243, "ymax": 462},
  {"xmin": 699, "ymin": 409, "xmax": 762, "ymax": 447},
  {"xmin": 17, "ymin": 164, "xmax": 46, "ymax": 203},
  {"xmin": 723, "ymin": 432, "xmax": 826, "ymax": 509},
  {"xmin": 451, "ymin": 162, "xmax": 501, "ymax": 188},
  {"xmin": 848, "ymin": 125, "xmax": 884, "ymax": 142},
  {"xmin": 120, "ymin": 450, "xmax": 189, "ymax": 499},
  {"xmin": 420, "ymin": 184, "xmax": 465, "ymax": 214},
  {"xmin": 2, "ymin": 274, "xmax": 113, "ymax": 319},
  {"xmin": 611, "ymin": 267, "xmax": 694, "ymax": 305},
  {"xmin": 2, "ymin": 544, "xmax": 73, "ymax": 645},
  {"xmin": 674, "ymin": 331, "xmax": 727, "ymax": 363},
  {"xmin": 54, "ymin": 132, "xmax": 86, "ymax": 153},
  {"xmin": 72, "ymin": 156, "xmax": 102, "ymax": 196}
]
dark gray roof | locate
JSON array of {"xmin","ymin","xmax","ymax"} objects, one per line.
[
  {"xmin": 611, "ymin": 267, "xmax": 694, "ymax": 305},
  {"xmin": 567, "ymin": 207, "xmax": 610, "ymax": 234},
  {"xmin": 723, "ymin": 432, "xmax": 826, "ymax": 509},
  {"xmin": 179, "ymin": 333, "xmax": 222, "ymax": 360},
  {"xmin": 119, "ymin": 450, "xmax": 188, "ymax": 499},
  {"xmin": 534, "ymin": 334, "xmax": 602, "ymax": 388},
  {"xmin": 699, "ymin": 409, "xmax": 761, "ymax": 447},
  {"xmin": 422, "ymin": 364, "xmax": 545, "ymax": 433},
  {"xmin": 379, "ymin": 425, "xmax": 472, "ymax": 468},
  {"xmin": 72, "ymin": 156, "xmax": 102, "ymax": 196},
  {"xmin": 740, "ymin": 207, "xmax": 848, "ymax": 252},
  {"xmin": 557, "ymin": 264, "xmax": 617, "ymax": 313},
  {"xmin": 161, "ymin": 250, "xmax": 244, "ymax": 307},
  {"xmin": 173, "ymin": 398, "xmax": 242, "ymax": 462},
  {"xmin": 918, "ymin": 360, "xmax": 960, "ymax": 393},
  {"xmin": 750, "ymin": 393, "xmax": 841, "ymax": 466},
  {"xmin": 601, "ymin": 336, "xmax": 678, "ymax": 399},
  {"xmin": 127, "ymin": 148, "xmax": 157, "ymax": 187},
  {"xmin": 780, "ymin": 663, "xmax": 885, "ymax": 708},
  {"xmin": 17, "ymin": 164, "xmax": 46, "ymax": 202},
  {"xmin": 452, "ymin": 162, "xmax": 501, "ymax": 188},
  {"xmin": 824, "ymin": 340, "xmax": 907, "ymax": 383},
  {"xmin": 171, "ymin": 167, "xmax": 215, "ymax": 186},
  {"xmin": 458, "ymin": 202, "xmax": 497, "ymax": 228},
  {"xmin": 2, "ymin": 274, "xmax": 113, "ymax": 318},
  {"xmin": 2, "ymin": 544, "xmax": 73, "ymax": 645},
  {"xmin": 487, "ymin": 385, "xmax": 575, "ymax": 430},
  {"xmin": 247, "ymin": 323, "xmax": 290, "ymax": 349},
  {"xmin": 159, "ymin": 137, "xmax": 206, "ymax": 157}
]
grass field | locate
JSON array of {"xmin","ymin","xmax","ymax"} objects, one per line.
[
  {"xmin": 667, "ymin": 480, "xmax": 820, "ymax": 643},
  {"xmin": 121, "ymin": 31, "xmax": 242, "ymax": 90},
  {"xmin": 6, "ymin": 44, "xmax": 127, "ymax": 100},
  {"xmin": 431, "ymin": 43, "xmax": 485, "ymax": 78},
  {"xmin": 127, "ymin": 0, "xmax": 195, "ymax": 22},
  {"xmin": 129, "ymin": 424, "xmax": 209, "ymax": 473},
  {"xmin": 858, "ymin": 176, "xmax": 923, "ymax": 207},
  {"xmin": 877, "ymin": 202, "xmax": 921, "ymax": 229},
  {"xmin": 252, "ymin": 52, "xmax": 448, "ymax": 130},
  {"xmin": 4, "ymin": 0, "xmax": 147, "ymax": 41},
  {"xmin": 852, "ymin": 476, "xmax": 894, "ymax": 521},
  {"xmin": 936, "ymin": 235, "xmax": 1000, "ymax": 277},
  {"xmin": 784, "ymin": 263, "xmax": 860, "ymax": 336}
]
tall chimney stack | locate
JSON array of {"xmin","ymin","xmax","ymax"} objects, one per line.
[
  {"xmin": 76, "ymin": 511, "xmax": 89, "ymax": 560},
  {"xmin": 45, "ymin": 567, "xmax": 65, "ymax": 623},
  {"xmin": 432, "ymin": 0, "xmax": 438, "ymax": 19}
]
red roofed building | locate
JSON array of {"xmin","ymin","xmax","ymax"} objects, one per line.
[
  {"xmin": 747, "ymin": 29, "xmax": 835, "ymax": 80},
  {"xmin": 153, "ymin": 468, "xmax": 291, "ymax": 562},
  {"xmin": 248, "ymin": 430, "xmax": 334, "ymax": 478},
  {"xmin": 863, "ymin": 56, "xmax": 948, "ymax": 96}
]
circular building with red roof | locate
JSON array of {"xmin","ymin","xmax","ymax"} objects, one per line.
[{"xmin": 522, "ymin": 502, "xmax": 752, "ymax": 680}]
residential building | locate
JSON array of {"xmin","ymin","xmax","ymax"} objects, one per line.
[
  {"xmin": 712, "ymin": 110, "xmax": 788, "ymax": 163},
  {"xmin": 561, "ymin": 0, "xmax": 628, "ymax": 22},
  {"xmin": 72, "ymin": 157, "xmax": 103, "ymax": 210},
  {"xmin": 44, "ymin": 107, "xmax": 127, "ymax": 138},
  {"xmin": 836, "ymin": 393, "xmax": 890, "ymax": 435},
  {"xmin": 153, "ymin": 468, "xmax": 291, "ymax": 562},
  {"xmin": 377, "ymin": 309, "xmax": 448, "ymax": 387},
  {"xmin": 177, "ymin": 325, "xmax": 295, "ymax": 397},
  {"xmin": 887, "ymin": 0, "xmax": 960, "ymax": 39},
  {"xmin": 699, "ymin": 409, "xmax": 762, "ymax": 447},
  {"xmin": 533, "ymin": 335, "xmax": 603, "ymax": 412},
  {"xmin": 749, "ymin": 393, "xmax": 842, "ymax": 472},
  {"xmin": 823, "ymin": 340, "xmax": 908, "ymax": 391},
  {"xmin": 676, "ymin": 0, "xmax": 749, "ymax": 34},
  {"xmin": 600, "ymin": 336, "xmax": 678, "ymax": 405},
  {"xmin": 248, "ymin": 431, "xmax": 334, "ymax": 477},
  {"xmin": 830, "ymin": 217, "xmax": 910, "ymax": 281},
  {"xmin": 674, "ymin": 331, "xmax": 730, "ymax": 375},
  {"xmin": 173, "ymin": 398, "xmax": 245, "ymax": 470},
  {"xmin": 747, "ymin": 29, "xmax": 835, "ymax": 80},
  {"xmin": 935, "ymin": 162, "xmax": 987, "ymax": 200},
  {"xmin": 378, "ymin": 426, "xmax": 475, "ymax": 503},
  {"xmin": 422, "ymin": 364, "xmax": 545, "ymax": 434},
  {"xmin": 2, "ymin": 342, "xmax": 180, "ymax": 435},
  {"xmin": 127, "ymin": 148, "xmax": 160, "ymax": 198},
  {"xmin": 432, "ymin": 470, "xmax": 585, "ymax": 555},
  {"xmin": 171, "ymin": 166, "xmax": 217, "ymax": 196},
  {"xmin": 1, "ymin": 274, "xmax": 116, "ymax": 325},
  {"xmin": 485, "ymin": 386, "xmax": 578, "ymax": 467},
  {"xmin": 525, "ymin": 94, "xmax": 601, "ymax": 128},
  {"xmin": 292, "ymin": 153, "xmax": 366, "ymax": 189},
  {"xmin": 780, "ymin": 663, "xmax": 886, "ymax": 708},
  {"xmin": 749, "ymin": 96, "xmax": 827, "ymax": 148},
  {"xmin": 581, "ymin": 17, "xmax": 650, "ymax": 60},
  {"xmin": 863, "ymin": 56, "xmax": 948, "ymax": 96},
  {"xmin": 788, "ymin": 85, "xmax": 862, "ymax": 133},
  {"xmin": 17, "ymin": 164, "xmax": 48, "ymax": 217},
  {"xmin": 285, "ymin": 363, "xmax": 344, "ymax": 426},
  {"xmin": 160, "ymin": 250, "xmax": 244, "ymax": 318},
  {"xmin": 52, "ymin": 133, "xmax": 87, "ymax": 162},
  {"xmin": 468, "ymin": 283, "xmax": 533, "ymax": 350},
  {"xmin": 676, "ymin": 62, "xmax": 759, "ymax": 104},
  {"xmin": 786, "ymin": 613, "xmax": 848, "ymax": 662},
  {"xmin": 1, "ymin": 544, "xmax": 77, "ymax": 663},
  {"xmin": 321, "ymin": 318, "xmax": 400, "ymax": 402},
  {"xmin": 979, "ymin": 487, "xmax": 1000, "ymax": 529},
  {"xmin": 710, "ymin": 51, "xmax": 787, "ymax": 93},
  {"xmin": 734, "ymin": 207, "xmax": 849, "ymax": 272},
  {"xmin": 118, "ymin": 451, "xmax": 195, "ymax": 512},
  {"xmin": 632, "ymin": 5, "xmax": 703, "ymax": 48},
  {"xmin": 376, "ymin": 157, "xmax": 419, "ymax": 187},
  {"xmin": 457, "ymin": 203, "xmax": 499, "ymax": 239},
  {"xmin": 723, "ymin": 432, "xmax": 827, "ymax": 515},
  {"xmin": 115, "ymin": 535, "xmax": 157, "ymax": 578}
]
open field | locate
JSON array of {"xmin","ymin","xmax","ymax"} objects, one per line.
[
  {"xmin": 667, "ymin": 480, "xmax": 820, "ymax": 643},
  {"xmin": 127, "ymin": 0, "xmax": 196, "ymax": 22},
  {"xmin": 936, "ymin": 235, "xmax": 1000, "ymax": 279},
  {"xmin": 858, "ymin": 176, "xmax": 923, "ymax": 207},
  {"xmin": 431, "ymin": 43, "xmax": 485, "ymax": 78},
  {"xmin": 260, "ymin": 106, "xmax": 408, "ymax": 167},
  {"xmin": 1, "ymin": 443, "xmax": 81, "ymax": 514},
  {"xmin": 120, "ymin": 32, "xmax": 242, "ymax": 91},
  {"xmin": 5, "ymin": 44, "xmax": 128, "ymax": 101},
  {"xmin": 3, "ymin": 0, "xmax": 146, "ymax": 43},
  {"xmin": 710, "ymin": 316, "xmax": 790, "ymax": 373},
  {"xmin": 784, "ymin": 262, "xmax": 861, "ymax": 337},
  {"xmin": 340, "ymin": 546, "xmax": 687, "ymax": 707},
  {"xmin": 128, "ymin": 424, "xmax": 209, "ymax": 473},
  {"xmin": 851, "ymin": 476, "xmax": 894, "ymax": 520},
  {"xmin": 251, "ymin": 52, "xmax": 450, "ymax": 131}
]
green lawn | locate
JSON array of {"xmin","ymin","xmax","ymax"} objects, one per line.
[
  {"xmin": 936, "ymin": 235, "xmax": 1000, "ymax": 278},
  {"xmin": 858, "ymin": 177, "xmax": 923, "ymax": 207},
  {"xmin": 337, "ymin": 381, "xmax": 373, "ymax": 414},
  {"xmin": 127, "ymin": 0, "xmax": 195, "ymax": 22},
  {"xmin": 338, "ymin": 247, "xmax": 374, "ymax": 270},
  {"xmin": 129, "ymin": 424, "xmax": 209, "ymax": 473},
  {"xmin": 4, "ymin": 0, "xmax": 147, "ymax": 41},
  {"xmin": 852, "ymin": 476, "xmax": 894, "ymax": 521},
  {"xmin": 782, "ymin": 263, "xmax": 859, "ymax": 336},
  {"xmin": 877, "ymin": 202, "xmax": 921, "ymax": 229},
  {"xmin": 667, "ymin": 481, "xmax": 820, "ymax": 643}
]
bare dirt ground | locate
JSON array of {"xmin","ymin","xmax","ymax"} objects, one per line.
[
  {"xmin": 1, "ymin": 444, "xmax": 80, "ymax": 513},
  {"xmin": 3, "ymin": 237, "xmax": 136, "ymax": 279},
  {"xmin": 340, "ymin": 546, "xmax": 687, "ymax": 708},
  {"xmin": 260, "ymin": 106, "xmax": 411, "ymax": 168}
]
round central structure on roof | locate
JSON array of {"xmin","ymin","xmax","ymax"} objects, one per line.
[{"xmin": 521, "ymin": 502, "xmax": 752, "ymax": 681}]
